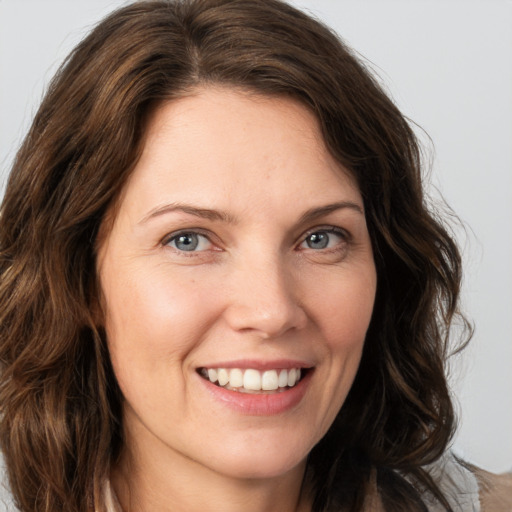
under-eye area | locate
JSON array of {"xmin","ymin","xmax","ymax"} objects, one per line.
[{"xmin": 197, "ymin": 367, "xmax": 313, "ymax": 394}]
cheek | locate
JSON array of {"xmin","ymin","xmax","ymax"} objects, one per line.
[
  {"xmin": 307, "ymin": 267, "xmax": 376, "ymax": 349},
  {"xmin": 101, "ymin": 265, "xmax": 221, "ymax": 390},
  {"xmin": 307, "ymin": 267, "xmax": 376, "ymax": 418}
]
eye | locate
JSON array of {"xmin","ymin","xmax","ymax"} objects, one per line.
[
  {"xmin": 165, "ymin": 232, "xmax": 213, "ymax": 252},
  {"xmin": 299, "ymin": 229, "xmax": 347, "ymax": 251}
]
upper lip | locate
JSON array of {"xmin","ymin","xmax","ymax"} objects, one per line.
[{"xmin": 197, "ymin": 359, "xmax": 314, "ymax": 371}]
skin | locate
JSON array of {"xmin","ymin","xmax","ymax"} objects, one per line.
[{"xmin": 97, "ymin": 87, "xmax": 377, "ymax": 512}]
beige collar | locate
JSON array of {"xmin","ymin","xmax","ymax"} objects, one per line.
[{"xmin": 103, "ymin": 479, "xmax": 122, "ymax": 512}]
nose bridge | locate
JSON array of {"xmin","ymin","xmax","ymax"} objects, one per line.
[{"xmin": 224, "ymin": 249, "xmax": 306, "ymax": 337}]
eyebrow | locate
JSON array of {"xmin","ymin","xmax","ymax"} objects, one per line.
[
  {"xmin": 139, "ymin": 203, "xmax": 238, "ymax": 225},
  {"xmin": 298, "ymin": 201, "xmax": 364, "ymax": 224},
  {"xmin": 139, "ymin": 200, "xmax": 363, "ymax": 225}
]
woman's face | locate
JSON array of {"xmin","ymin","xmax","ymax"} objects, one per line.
[{"xmin": 97, "ymin": 88, "xmax": 376, "ymax": 481}]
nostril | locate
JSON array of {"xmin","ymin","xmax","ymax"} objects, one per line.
[{"xmin": 223, "ymin": 302, "xmax": 308, "ymax": 339}]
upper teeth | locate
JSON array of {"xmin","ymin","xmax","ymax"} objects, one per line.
[{"xmin": 201, "ymin": 368, "xmax": 302, "ymax": 392}]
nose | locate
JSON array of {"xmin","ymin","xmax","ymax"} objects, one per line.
[{"xmin": 223, "ymin": 255, "xmax": 308, "ymax": 339}]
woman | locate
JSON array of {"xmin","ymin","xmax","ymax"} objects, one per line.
[{"xmin": 0, "ymin": 0, "xmax": 510, "ymax": 511}]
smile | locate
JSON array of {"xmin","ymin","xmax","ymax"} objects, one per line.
[{"xmin": 198, "ymin": 367, "xmax": 304, "ymax": 393}]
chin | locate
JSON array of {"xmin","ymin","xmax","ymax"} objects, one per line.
[
  {"xmin": 215, "ymin": 453, "xmax": 307, "ymax": 481},
  {"xmin": 201, "ymin": 431, "xmax": 314, "ymax": 480}
]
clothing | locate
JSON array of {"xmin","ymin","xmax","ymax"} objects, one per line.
[
  {"xmin": 422, "ymin": 453, "xmax": 480, "ymax": 511},
  {"xmin": 104, "ymin": 480, "xmax": 120, "ymax": 512}
]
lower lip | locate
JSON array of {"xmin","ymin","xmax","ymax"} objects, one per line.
[{"xmin": 199, "ymin": 371, "xmax": 312, "ymax": 415}]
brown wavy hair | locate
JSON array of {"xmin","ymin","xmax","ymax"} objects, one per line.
[{"xmin": 0, "ymin": 1, "xmax": 469, "ymax": 511}]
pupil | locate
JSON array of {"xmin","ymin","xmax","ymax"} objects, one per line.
[
  {"xmin": 176, "ymin": 233, "xmax": 198, "ymax": 251},
  {"xmin": 308, "ymin": 232, "xmax": 328, "ymax": 249}
]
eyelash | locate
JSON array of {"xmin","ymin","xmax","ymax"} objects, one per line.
[{"xmin": 161, "ymin": 226, "xmax": 350, "ymax": 255}]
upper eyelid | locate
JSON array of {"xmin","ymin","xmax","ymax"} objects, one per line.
[
  {"xmin": 162, "ymin": 231, "xmax": 218, "ymax": 257},
  {"xmin": 293, "ymin": 226, "xmax": 350, "ymax": 254},
  {"xmin": 299, "ymin": 225, "xmax": 350, "ymax": 241},
  {"xmin": 161, "ymin": 228, "xmax": 214, "ymax": 246}
]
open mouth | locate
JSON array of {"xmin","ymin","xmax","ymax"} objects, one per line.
[{"xmin": 197, "ymin": 367, "xmax": 312, "ymax": 394}]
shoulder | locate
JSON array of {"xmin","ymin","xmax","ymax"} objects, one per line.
[
  {"xmin": 473, "ymin": 466, "xmax": 512, "ymax": 512},
  {"xmin": 424, "ymin": 452, "xmax": 512, "ymax": 512},
  {"xmin": 364, "ymin": 453, "xmax": 481, "ymax": 511}
]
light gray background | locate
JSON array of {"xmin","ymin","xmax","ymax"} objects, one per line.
[{"xmin": 0, "ymin": 0, "xmax": 511, "ymax": 473}]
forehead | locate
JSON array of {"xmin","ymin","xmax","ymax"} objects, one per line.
[{"xmin": 117, "ymin": 87, "xmax": 362, "ymax": 220}]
